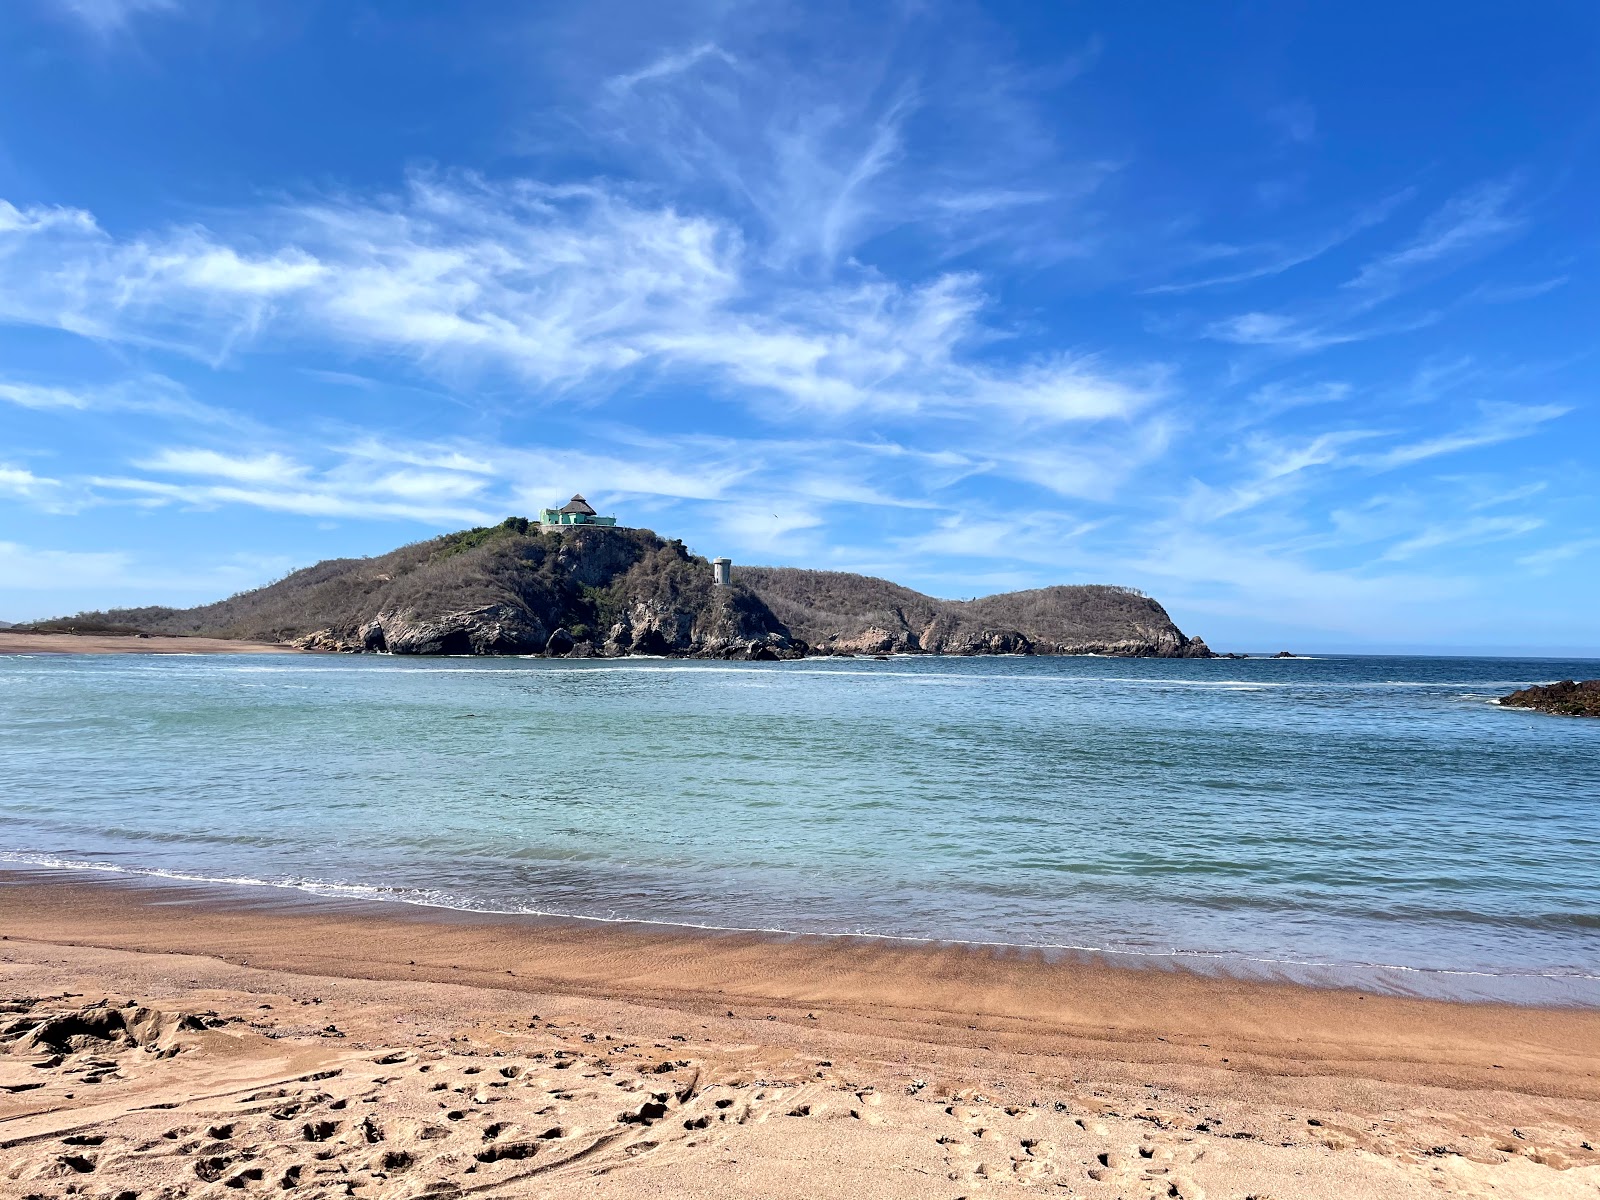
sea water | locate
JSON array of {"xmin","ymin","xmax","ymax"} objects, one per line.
[{"xmin": 1, "ymin": 651, "xmax": 1597, "ymax": 1002}]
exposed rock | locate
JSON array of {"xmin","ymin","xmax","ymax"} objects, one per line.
[
  {"xmin": 58, "ymin": 518, "xmax": 1211, "ymax": 660},
  {"xmin": 381, "ymin": 604, "xmax": 548, "ymax": 656},
  {"xmin": 95, "ymin": 522, "xmax": 801, "ymax": 661},
  {"xmin": 1499, "ymin": 679, "xmax": 1600, "ymax": 718},
  {"xmin": 741, "ymin": 568, "xmax": 1213, "ymax": 659}
]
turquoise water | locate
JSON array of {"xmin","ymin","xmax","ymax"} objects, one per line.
[{"xmin": 2, "ymin": 652, "xmax": 1597, "ymax": 1001}]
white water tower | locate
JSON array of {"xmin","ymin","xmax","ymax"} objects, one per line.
[{"xmin": 712, "ymin": 556, "xmax": 731, "ymax": 587}]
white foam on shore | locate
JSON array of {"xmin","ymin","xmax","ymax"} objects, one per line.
[{"xmin": 4, "ymin": 851, "xmax": 1597, "ymax": 1006}]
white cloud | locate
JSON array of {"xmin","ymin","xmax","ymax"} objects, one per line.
[
  {"xmin": 0, "ymin": 372, "xmax": 243, "ymax": 426},
  {"xmin": 1345, "ymin": 180, "xmax": 1523, "ymax": 294},
  {"xmin": 1380, "ymin": 515, "xmax": 1544, "ymax": 562},
  {"xmin": 605, "ymin": 42, "xmax": 739, "ymax": 97},
  {"xmin": 0, "ymin": 176, "xmax": 1153, "ymax": 428},
  {"xmin": 1203, "ymin": 308, "xmax": 1442, "ymax": 353},
  {"xmin": 138, "ymin": 448, "xmax": 310, "ymax": 486},
  {"xmin": 1516, "ymin": 537, "xmax": 1600, "ymax": 573},
  {"xmin": 90, "ymin": 475, "xmax": 498, "ymax": 526},
  {"xmin": 1146, "ymin": 189, "xmax": 1413, "ymax": 295},
  {"xmin": 95, "ymin": 441, "xmax": 507, "ymax": 524},
  {"xmin": 1362, "ymin": 403, "xmax": 1568, "ymax": 470},
  {"xmin": 0, "ymin": 381, "xmax": 90, "ymax": 410},
  {"xmin": 0, "ymin": 465, "xmax": 61, "ymax": 500}
]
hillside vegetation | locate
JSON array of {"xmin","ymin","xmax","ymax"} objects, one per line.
[
  {"xmin": 37, "ymin": 520, "xmax": 1212, "ymax": 658},
  {"xmin": 735, "ymin": 567, "xmax": 1210, "ymax": 657},
  {"xmin": 59, "ymin": 519, "xmax": 796, "ymax": 659}
]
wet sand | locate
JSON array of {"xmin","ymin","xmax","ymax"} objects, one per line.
[
  {"xmin": 0, "ymin": 632, "xmax": 298, "ymax": 655},
  {"xmin": 0, "ymin": 631, "xmax": 298, "ymax": 655},
  {"xmin": 2, "ymin": 872, "xmax": 1598, "ymax": 1197}
]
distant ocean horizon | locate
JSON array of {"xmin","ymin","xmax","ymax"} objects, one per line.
[{"xmin": 3, "ymin": 650, "xmax": 1597, "ymax": 1005}]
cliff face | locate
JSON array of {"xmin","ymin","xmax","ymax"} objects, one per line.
[
  {"xmin": 85, "ymin": 521, "xmax": 798, "ymax": 660},
  {"xmin": 63, "ymin": 519, "xmax": 1212, "ymax": 659},
  {"xmin": 735, "ymin": 567, "xmax": 1211, "ymax": 658}
]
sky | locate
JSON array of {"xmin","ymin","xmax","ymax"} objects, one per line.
[{"xmin": 1, "ymin": 1, "xmax": 1597, "ymax": 653}]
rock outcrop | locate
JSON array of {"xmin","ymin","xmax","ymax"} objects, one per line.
[
  {"xmin": 1499, "ymin": 679, "xmax": 1600, "ymax": 718},
  {"xmin": 93, "ymin": 521, "xmax": 799, "ymax": 660},
  {"xmin": 735, "ymin": 568, "xmax": 1212, "ymax": 658},
  {"xmin": 59, "ymin": 518, "xmax": 1213, "ymax": 659}
]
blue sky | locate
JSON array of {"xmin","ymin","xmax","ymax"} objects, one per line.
[{"xmin": 1, "ymin": 1, "xmax": 1597, "ymax": 653}]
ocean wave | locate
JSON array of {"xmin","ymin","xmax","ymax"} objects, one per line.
[{"xmin": 4, "ymin": 851, "xmax": 1597, "ymax": 1002}]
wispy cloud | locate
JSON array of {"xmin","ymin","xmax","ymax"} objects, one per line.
[
  {"xmin": 137, "ymin": 449, "xmax": 311, "ymax": 486},
  {"xmin": 1344, "ymin": 179, "xmax": 1524, "ymax": 294},
  {"xmin": 1266, "ymin": 100, "xmax": 1317, "ymax": 146},
  {"xmin": 1516, "ymin": 537, "xmax": 1600, "ymax": 574},
  {"xmin": 0, "ymin": 465, "xmax": 63, "ymax": 502},
  {"xmin": 48, "ymin": 0, "xmax": 179, "ymax": 36},
  {"xmin": 1146, "ymin": 189, "xmax": 1413, "ymax": 295},
  {"xmin": 1361, "ymin": 402, "xmax": 1569, "ymax": 469},
  {"xmin": 0, "ymin": 373, "xmax": 247, "ymax": 426},
  {"xmin": 604, "ymin": 42, "xmax": 738, "ymax": 97},
  {"xmin": 0, "ymin": 177, "xmax": 1156, "ymax": 428},
  {"xmin": 1202, "ymin": 308, "xmax": 1442, "ymax": 353},
  {"xmin": 1379, "ymin": 514, "xmax": 1543, "ymax": 561}
]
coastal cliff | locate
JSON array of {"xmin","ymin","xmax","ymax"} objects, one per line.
[
  {"xmin": 47, "ymin": 518, "xmax": 1212, "ymax": 659},
  {"xmin": 736, "ymin": 567, "xmax": 1212, "ymax": 658},
  {"xmin": 75, "ymin": 521, "xmax": 798, "ymax": 660}
]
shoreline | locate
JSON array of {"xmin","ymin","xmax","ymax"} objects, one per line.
[
  {"xmin": 3, "ymin": 869, "xmax": 1599, "ymax": 1196},
  {"xmin": 0, "ymin": 631, "xmax": 300, "ymax": 655},
  {"xmin": 4, "ymin": 861, "xmax": 1596, "ymax": 1009},
  {"xmin": 5, "ymin": 869, "xmax": 1600, "ymax": 1075}
]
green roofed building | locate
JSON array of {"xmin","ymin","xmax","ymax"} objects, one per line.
[{"xmin": 538, "ymin": 494, "xmax": 619, "ymax": 528}]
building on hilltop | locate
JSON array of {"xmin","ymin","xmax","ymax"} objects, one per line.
[{"xmin": 538, "ymin": 494, "xmax": 619, "ymax": 528}]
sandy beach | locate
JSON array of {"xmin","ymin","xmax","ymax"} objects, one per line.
[
  {"xmin": 1, "ymin": 873, "xmax": 1597, "ymax": 1198},
  {"xmin": 0, "ymin": 632, "xmax": 298, "ymax": 655}
]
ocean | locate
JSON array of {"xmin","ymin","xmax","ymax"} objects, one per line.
[{"xmin": 2, "ymin": 651, "xmax": 1597, "ymax": 1003}]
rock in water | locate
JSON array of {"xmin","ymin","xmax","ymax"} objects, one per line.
[{"xmin": 1499, "ymin": 679, "xmax": 1600, "ymax": 717}]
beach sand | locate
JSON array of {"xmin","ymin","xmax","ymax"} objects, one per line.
[
  {"xmin": 2, "ymin": 873, "xmax": 1598, "ymax": 1198},
  {"xmin": 0, "ymin": 632, "xmax": 297, "ymax": 655}
]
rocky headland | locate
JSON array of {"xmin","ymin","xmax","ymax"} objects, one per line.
[
  {"xmin": 735, "ymin": 566, "xmax": 1211, "ymax": 658},
  {"xmin": 1499, "ymin": 679, "xmax": 1600, "ymax": 717},
  {"xmin": 40, "ymin": 518, "xmax": 1212, "ymax": 660}
]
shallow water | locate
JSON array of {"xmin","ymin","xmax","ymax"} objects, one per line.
[{"xmin": 2, "ymin": 651, "xmax": 1597, "ymax": 1001}]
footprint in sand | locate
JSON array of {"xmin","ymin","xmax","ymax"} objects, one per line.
[
  {"xmin": 1085, "ymin": 1146, "xmax": 1207, "ymax": 1199},
  {"xmin": 850, "ymin": 1090, "xmax": 888, "ymax": 1126}
]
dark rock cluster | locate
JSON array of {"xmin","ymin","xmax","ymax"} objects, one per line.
[{"xmin": 1499, "ymin": 679, "xmax": 1600, "ymax": 718}]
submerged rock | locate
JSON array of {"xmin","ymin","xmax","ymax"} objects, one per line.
[{"xmin": 1499, "ymin": 679, "xmax": 1600, "ymax": 718}]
